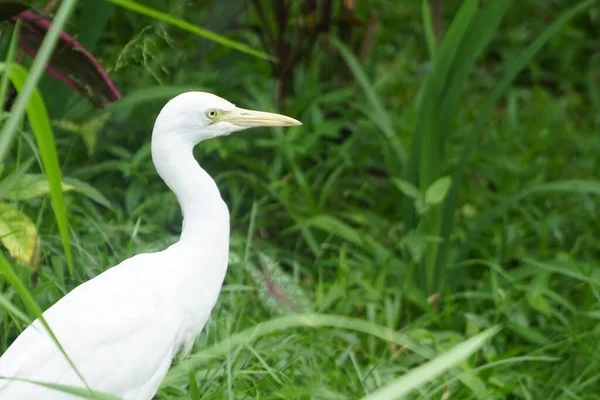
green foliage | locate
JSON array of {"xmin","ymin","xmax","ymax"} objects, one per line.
[{"xmin": 1, "ymin": 0, "xmax": 600, "ymax": 398}]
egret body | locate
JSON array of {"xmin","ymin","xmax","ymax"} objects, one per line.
[{"xmin": 0, "ymin": 92, "xmax": 300, "ymax": 399}]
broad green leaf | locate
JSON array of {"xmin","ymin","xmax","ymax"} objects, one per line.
[
  {"xmin": 424, "ymin": 176, "xmax": 452, "ymax": 206},
  {"xmin": 392, "ymin": 178, "xmax": 421, "ymax": 200},
  {"xmin": 402, "ymin": 231, "xmax": 427, "ymax": 264},
  {"xmin": 53, "ymin": 112, "xmax": 112, "ymax": 154},
  {"xmin": 301, "ymin": 215, "xmax": 363, "ymax": 247},
  {"xmin": 360, "ymin": 326, "xmax": 501, "ymax": 400},
  {"xmin": 4, "ymin": 174, "xmax": 112, "ymax": 209},
  {"xmin": 0, "ymin": 201, "xmax": 39, "ymax": 268}
]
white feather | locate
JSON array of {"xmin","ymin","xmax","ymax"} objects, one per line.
[{"xmin": 0, "ymin": 92, "xmax": 299, "ymax": 399}]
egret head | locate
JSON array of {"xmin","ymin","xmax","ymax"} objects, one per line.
[{"xmin": 152, "ymin": 91, "xmax": 301, "ymax": 145}]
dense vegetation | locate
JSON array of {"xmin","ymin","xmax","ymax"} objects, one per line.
[{"xmin": 1, "ymin": 0, "xmax": 599, "ymax": 398}]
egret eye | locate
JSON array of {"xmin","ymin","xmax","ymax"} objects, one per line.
[{"xmin": 207, "ymin": 109, "xmax": 218, "ymax": 119}]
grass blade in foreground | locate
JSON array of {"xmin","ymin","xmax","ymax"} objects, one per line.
[
  {"xmin": 360, "ymin": 326, "xmax": 501, "ymax": 400},
  {"xmin": 0, "ymin": 377, "xmax": 120, "ymax": 400},
  {"xmin": 0, "ymin": 0, "xmax": 77, "ymax": 163},
  {"xmin": 104, "ymin": 0, "xmax": 273, "ymax": 61},
  {"xmin": 1, "ymin": 63, "xmax": 74, "ymax": 272},
  {"xmin": 163, "ymin": 314, "xmax": 436, "ymax": 386},
  {"xmin": 0, "ymin": 0, "xmax": 77, "ymax": 270}
]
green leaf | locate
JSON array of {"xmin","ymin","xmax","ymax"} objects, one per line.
[
  {"xmin": 402, "ymin": 230, "xmax": 427, "ymax": 264},
  {"xmin": 422, "ymin": 0, "xmax": 437, "ymax": 60},
  {"xmin": 163, "ymin": 314, "xmax": 436, "ymax": 386},
  {"xmin": 442, "ymin": 0, "xmax": 599, "ymax": 269},
  {"xmin": 0, "ymin": 201, "xmax": 39, "ymax": 268},
  {"xmin": 0, "ymin": 291, "xmax": 31, "ymax": 324},
  {"xmin": 392, "ymin": 178, "xmax": 421, "ymax": 200},
  {"xmin": 1, "ymin": 63, "xmax": 73, "ymax": 271},
  {"xmin": 0, "ymin": 377, "xmax": 120, "ymax": 400},
  {"xmin": 507, "ymin": 323, "xmax": 551, "ymax": 346},
  {"xmin": 460, "ymin": 180, "xmax": 600, "ymax": 260},
  {"xmin": 333, "ymin": 38, "xmax": 406, "ymax": 172},
  {"xmin": 53, "ymin": 112, "xmax": 112, "ymax": 155},
  {"xmin": 301, "ymin": 215, "xmax": 363, "ymax": 247},
  {"xmin": 104, "ymin": 0, "xmax": 273, "ymax": 61},
  {"xmin": 62, "ymin": 177, "xmax": 112, "ymax": 209},
  {"xmin": 360, "ymin": 326, "xmax": 501, "ymax": 400},
  {"xmin": 3, "ymin": 174, "xmax": 111, "ymax": 208},
  {"xmin": 424, "ymin": 176, "xmax": 452, "ymax": 206}
]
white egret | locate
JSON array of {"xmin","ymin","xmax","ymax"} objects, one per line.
[{"xmin": 0, "ymin": 92, "xmax": 301, "ymax": 399}]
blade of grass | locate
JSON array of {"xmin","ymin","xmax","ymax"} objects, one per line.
[
  {"xmin": 333, "ymin": 37, "xmax": 406, "ymax": 171},
  {"xmin": 404, "ymin": 0, "xmax": 481, "ymax": 291},
  {"xmin": 0, "ymin": 0, "xmax": 78, "ymax": 163},
  {"xmin": 0, "ymin": 377, "xmax": 119, "ymax": 400},
  {"xmin": 438, "ymin": 0, "xmax": 598, "ymax": 269},
  {"xmin": 1, "ymin": 63, "xmax": 74, "ymax": 273},
  {"xmin": 0, "ymin": 291, "xmax": 31, "ymax": 324},
  {"xmin": 403, "ymin": 0, "xmax": 479, "ymax": 233},
  {"xmin": 429, "ymin": 0, "xmax": 511, "ymax": 293},
  {"xmin": 0, "ymin": 20, "xmax": 20, "ymax": 112},
  {"xmin": 104, "ymin": 0, "xmax": 274, "ymax": 61},
  {"xmin": 0, "ymin": 0, "xmax": 78, "ymax": 271},
  {"xmin": 359, "ymin": 326, "xmax": 501, "ymax": 400},
  {"xmin": 163, "ymin": 313, "xmax": 436, "ymax": 386},
  {"xmin": 422, "ymin": 0, "xmax": 436, "ymax": 60},
  {"xmin": 459, "ymin": 180, "xmax": 600, "ymax": 261}
]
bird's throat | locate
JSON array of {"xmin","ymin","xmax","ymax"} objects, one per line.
[{"xmin": 151, "ymin": 138, "xmax": 230, "ymax": 245}]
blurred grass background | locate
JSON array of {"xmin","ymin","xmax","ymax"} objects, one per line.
[{"xmin": 1, "ymin": 0, "xmax": 600, "ymax": 398}]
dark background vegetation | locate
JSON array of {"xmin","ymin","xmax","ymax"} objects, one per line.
[{"xmin": 1, "ymin": 0, "xmax": 600, "ymax": 398}]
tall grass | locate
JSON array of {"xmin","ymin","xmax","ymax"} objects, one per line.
[
  {"xmin": 1, "ymin": 0, "xmax": 599, "ymax": 398},
  {"xmin": 334, "ymin": 0, "xmax": 598, "ymax": 297}
]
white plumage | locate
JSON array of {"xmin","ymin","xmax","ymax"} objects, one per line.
[{"xmin": 0, "ymin": 92, "xmax": 300, "ymax": 399}]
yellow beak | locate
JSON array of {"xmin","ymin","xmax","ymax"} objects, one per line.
[{"xmin": 219, "ymin": 107, "xmax": 302, "ymax": 127}]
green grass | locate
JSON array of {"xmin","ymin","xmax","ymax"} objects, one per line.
[{"xmin": 1, "ymin": 0, "xmax": 600, "ymax": 399}]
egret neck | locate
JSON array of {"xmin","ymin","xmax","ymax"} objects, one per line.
[{"xmin": 151, "ymin": 135, "xmax": 230, "ymax": 246}]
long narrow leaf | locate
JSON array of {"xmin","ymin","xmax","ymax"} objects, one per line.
[
  {"xmin": 0, "ymin": 0, "xmax": 76, "ymax": 271},
  {"xmin": 438, "ymin": 0, "xmax": 598, "ymax": 270},
  {"xmin": 0, "ymin": 376, "xmax": 119, "ymax": 400},
  {"xmin": 360, "ymin": 326, "xmax": 501, "ymax": 400},
  {"xmin": 333, "ymin": 37, "xmax": 406, "ymax": 169},
  {"xmin": 104, "ymin": 0, "xmax": 273, "ymax": 61},
  {"xmin": 459, "ymin": 180, "xmax": 600, "ymax": 260},
  {"xmin": 1, "ymin": 63, "xmax": 74, "ymax": 272},
  {"xmin": 0, "ymin": 0, "xmax": 77, "ymax": 163},
  {"xmin": 163, "ymin": 314, "xmax": 436, "ymax": 385}
]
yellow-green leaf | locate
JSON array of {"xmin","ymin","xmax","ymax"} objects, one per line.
[
  {"xmin": 4, "ymin": 174, "xmax": 112, "ymax": 209},
  {"xmin": 0, "ymin": 201, "xmax": 39, "ymax": 269}
]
